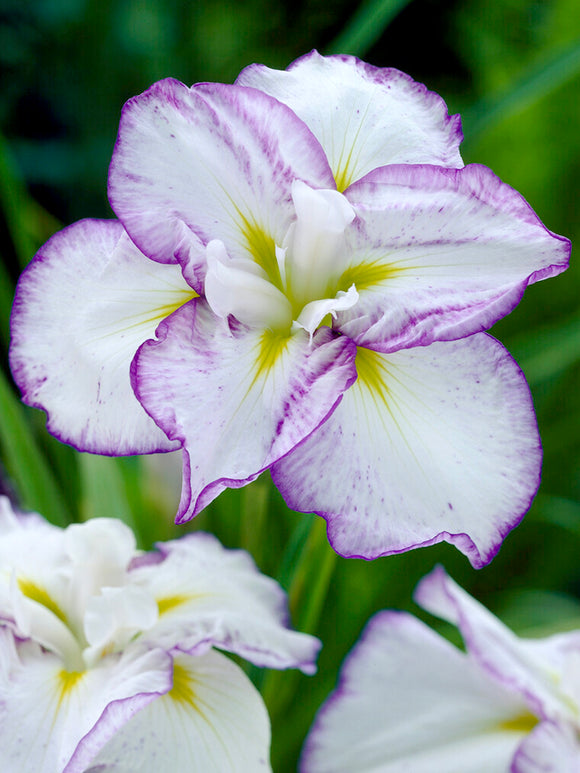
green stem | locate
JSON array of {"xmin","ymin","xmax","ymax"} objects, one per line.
[
  {"xmin": 239, "ymin": 476, "xmax": 270, "ymax": 569},
  {"xmin": 260, "ymin": 516, "xmax": 337, "ymax": 714}
]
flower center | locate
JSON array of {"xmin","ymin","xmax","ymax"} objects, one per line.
[{"xmin": 204, "ymin": 181, "xmax": 359, "ymax": 338}]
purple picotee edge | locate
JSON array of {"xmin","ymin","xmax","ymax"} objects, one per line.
[
  {"xmin": 415, "ymin": 566, "xmax": 549, "ymax": 721},
  {"xmin": 237, "ymin": 48, "xmax": 465, "ymax": 168}
]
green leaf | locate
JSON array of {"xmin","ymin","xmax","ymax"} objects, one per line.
[
  {"xmin": 78, "ymin": 453, "xmax": 137, "ymax": 529},
  {"xmin": 0, "ymin": 257, "xmax": 15, "ymax": 350},
  {"xmin": 510, "ymin": 311, "xmax": 580, "ymax": 386},
  {"xmin": 326, "ymin": 0, "xmax": 412, "ymax": 57},
  {"xmin": 462, "ymin": 39, "xmax": 580, "ymax": 144},
  {"xmin": 0, "ymin": 368, "xmax": 72, "ymax": 526}
]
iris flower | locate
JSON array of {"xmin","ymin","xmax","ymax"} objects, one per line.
[
  {"xmin": 0, "ymin": 498, "xmax": 319, "ymax": 771},
  {"xmin": 301, "ymin": 566, "xmax": 580, "ymax": 773},
  {"xmin": 10, "ymin": 52, "xmax": 570, "ymax": 567}
]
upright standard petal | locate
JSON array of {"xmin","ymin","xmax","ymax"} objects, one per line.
[
  {"xmin": 108, "ymin": 78, "xmax": 335, "ymax": 281},
  {"xmin": 9, "ymin": 219, "xmax": 190, "ymax": 454},
  {"xmin": 337, "ymin": 164, "xmax": 571, "ymax": 351},
  {"xmin": 131, "ymin": 532, "xmax": 321, "ymax": 673},
  {"xmin": 301, "ymin": 612, "xmax": 530, "ymax": 773},
  {"xmin": 272, "ymin": 334, "xmax": 540, "ymax": 568},
  {"xmin": 87, "ymin": 651, "xmax": 272, "ymax": 773},
  {"xmin": 133, "ymin": 300, "xmax": 357, "ymax": 521},
  {"xmin": 236, "ymin": 50, "xmax": 464, "ymax": 190}
]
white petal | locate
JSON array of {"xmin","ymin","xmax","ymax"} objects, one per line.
[
  {"xmin": 272, "ymin": 334, "xmax": 541, "ymax": 568},
  {"xmin": 294, "ymin": 285, "xmax": 359, "ymax": 339},
  {"xmin": 84, "ymin": 585, "xmax": 158, "ymax": 663},
  {"xmin": 108, "ymin": 78, "xmax": 334, "ymax": 283},
  {"xmin": 10, "ymin": 219, "xmax": 189, "ymax": 454},
  {"xmin": 286, "ymin": 181, "xmax": 355, "ymax": 303},
  {"xmin": 301, "ymin": 611, "xmax": 529, "ymax": 773},
  {"xmin": 0, "ymin": 631, "xmax": 171, "ymax": 772},
  {"xmin": 205, "ymin": 239, "xmax": 292, "ymax": 330},
  {"xmin": 132, "ymin": 300, "xmax": 356, "ymax": 521},
  {"xmin": 64, "ymin": 518, "xmax": 136, "ymax": 595},
  {"xmin": 130, "ymin": 531, "xmax": 321, "ymax": 673},
  {"xmin": 512, "ymin": 722, "xmax": 580, "ymax": 773},
  {"xmin": 237, "ymin": 50, "xmax": 463, "ymax": 190},
  {"xmin": 89, "ymin": 651, "xmax": 272, "ymax": 772},
  {"xmin": 415, "ymin": 566, "xmax": 580, "ymax": 722},
  {"xmin": 337, "ymin": 164, "xmax": 570, "ymax": 350}
]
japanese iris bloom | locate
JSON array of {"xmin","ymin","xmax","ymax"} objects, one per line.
[
  {"xmin": 0, "ymin": 498, "xmax": 319, "ymax": 772},
  {"xmin": 10, "ymin": 52, "xmax": 570, "ymax": 568},
  {"xmin": 301, "ymin": 566, "xmax": 580, "ymax": 773}
]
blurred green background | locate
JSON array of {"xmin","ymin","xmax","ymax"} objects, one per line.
[{"xmin": 1, "ymin": 0, "xmax": 579, "ymax": 769}]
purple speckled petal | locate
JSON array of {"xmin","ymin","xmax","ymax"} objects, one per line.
[
  {"xmin": 9, "ymin": 219, "xmax": 188, "ymax": 455},
  {"xmin": 88, "ymin": 651, "xmax": 272, "ymax": 772},
  {"xmin": 108, "ymin": 77, "xmax": 334, "ymax": 285},
  {"xmin": 511, "ymin": 721, "xmax": 580, "ymax": 773},
  {"xmin": 301, "ymin": 611, "xmax": 528, "ymax": 773},
  {"xmin": 132, "ymin": 300, "xmax": 357, "ymax": 521},
  {"xmin": 272, "ymin": 334, "xmax": 541, "ymax": 568},
  {"xmin": 130, "ymin": 531, "xmax": 321, "ymax": 673},
  {"xmin": 237, "ymin": 50, "xmax": 463, "ymax": 190},
  {"xmin": 0, "ymin": 630, "xmax": 171, "ymax": 773},
  {"xmin": 415, "ymin": 567, "xmax": 580, "ymax": 722},
  {"xmin": 337, "ymin": 164, "xmax": 570, "ymax": 351}
]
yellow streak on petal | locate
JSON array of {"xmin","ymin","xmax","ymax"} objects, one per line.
[
  {"xmin": 498, "ymin": 712, "xmax": 538, "ymax": 733},
  {"xmin": 167, "ymin": 661, "xmax": 197, "ymax": 710},
  {"xmin": 144, "ymin": 289, "xmax": 199, "ymax": 326},
  {"xmin": 157, "ymin": 594, "xmax": 194, "ymax": 616},
  {"xmin": 334, "ymin": 163, "xmax": 353, "ymax": 194},
  {"xmin": 339, "ymin": 260, "xmax": 405, "ymax": 293},
  {"xmin": 17, "ymin": 578, "xmax": 68, "ymax": 626},
  {"xmin": 354, "ymin": 346, "xmax": 391, "ymax": 411},
  {"xmin": 239, "ymin": 217, "xmax": 281, "ymax": 290},
  {"xmin": 56, "ymin": 669, "xmax": 84, "ymax": 708},
  {"xmin": 253, "ymin": 329, "xmax": 291, "ymax": 382}
]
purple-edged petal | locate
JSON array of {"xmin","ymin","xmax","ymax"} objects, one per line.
[
  {"xmin": 415, "ymin": 566, "xmax": 580, "ymax": 722},
  {"xmin": 0, "ymin": 629, "xmax": 171, "ymax": 772},
  {"xmin": 272, "ymin": 334, "xmax": 540, "ymax": 568},
  {"xmin": 130, "ymin": 531, "xmax": 321, "ymax": 673},
  {"xmin": 88, "ymin": 651, "xmax": 272, "ymax": 772},
  {"xmin": 9, "ymin": 219, "xmax": 189, "ymax": 454},
  {"xmin": 108, "ymin": 78, "xmax": 335, "ymax": 282},
  {"xmin": 132, "ymin": 300, "xmax": 357, "ymax": 521},
  {"xmin": 301, "ymin": 611, "xmax": 530, "ymax": 773},
  {"xmin": 237, "ymin": 50, "xmax": 464, "ymax": 190},
  {"xmin": 512, "ymin": 722, "xmax": 580, "ymax": 773},
  {"xmin": 336, "ymin": 164, "xmax": 570, "ymax": 351}
]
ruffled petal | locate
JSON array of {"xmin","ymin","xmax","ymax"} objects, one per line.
[
  {"xmin": 512, "ymin": 722, "xmax": 580, "ymax": 773},
  {"xmin": 272, "ymin": 334, "xmax": 541, "ymax": 568},
  {"xmin": 337, "ymin": 164, "xmax": 570, "ymax": 351},
  {"xmin": 88, "ymin": 651, "xmax": 272, "ymax": 773},
  {"xmin": 0, "ymin": 630, "xmax": 171, "ymax": 773},
  {"xmin": 301, "ymin": 611, "xmax": 529, "ymax": 773},
  {"xmin": 132, "ymin": 300, "xmax": 357, "ymax": 521},
  {"xmin": 130, "ymin": 531, "xmax": 321, "ymax": 673},
  {"xmin": 237, "ymin": 50, "xmax": 463, "ymax": 190},
  {"xmin": 415, "ymin": 566, "xmax": 580, "ymax": 722},
  {"xmin": 108, "ymin": 78, "xmax": 335, "ymax": 285},
  {"xmin": 9, "ymin": 219, "xmax": 189, "ymax": 454}
]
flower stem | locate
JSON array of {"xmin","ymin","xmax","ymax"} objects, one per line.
[{"xmin": 260, "ymin": 516, "xmax": 337, "ymax": 715}]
